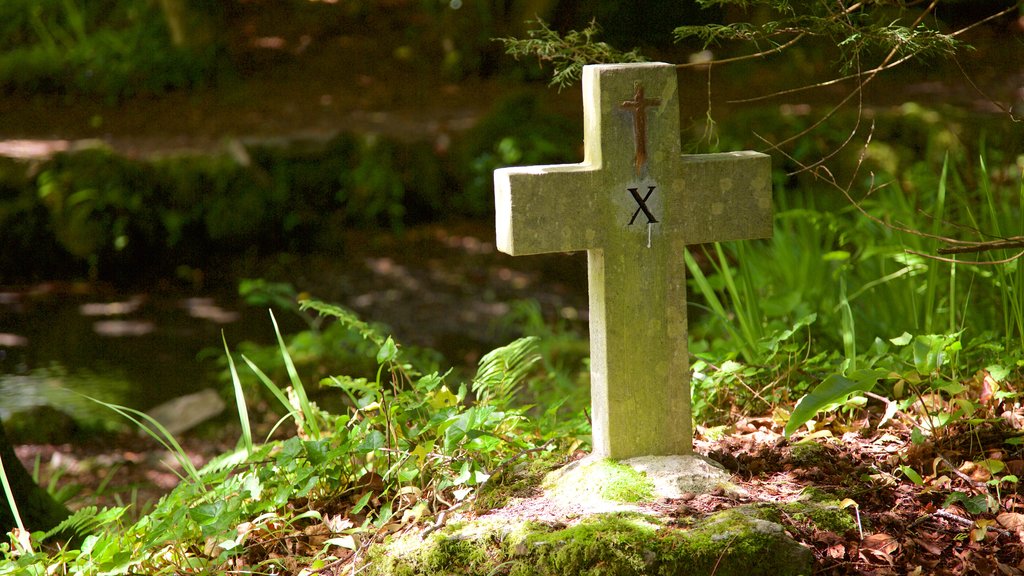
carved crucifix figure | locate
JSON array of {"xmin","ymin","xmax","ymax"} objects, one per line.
[
  {"xmin": 619, "ymin": 82, "xmax": 662, "ymax": 178},
  {"xmin": 494, "ymin": 63, "xmax": 772, "ymax": 459}
]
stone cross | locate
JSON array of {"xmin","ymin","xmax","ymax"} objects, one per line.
[{"xmin": 494, "ymin": 63, "xmax": 772, "ymax": 459}]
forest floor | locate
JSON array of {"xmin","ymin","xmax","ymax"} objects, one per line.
[
  {"xmin": 5, "ymin": 4, "xmax": 1024, "ymax": 575},
  {"xmin": 15, "ymin": 400, "xmax": 1024, "ymax": 575}
]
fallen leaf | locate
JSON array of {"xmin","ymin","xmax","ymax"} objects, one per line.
[
  {"xmin": 862, "ymin": 532, "xmax": 899, "ymax": 564},
  {"xmin": 826, "ymin": 543, "xmax": 845, "ymax": 559},
  {"xmin": 972, "ymin": 519, "xmax": 996, "ymax": 541},
  {"xmin": 863, "ymin": 533, "xmax": 900, "ymax": 554},
  {"xmin": 325, "ymin": 535, "xmax": 357, "ymax": 551},
  {"xmin": 997, "ymin": 512, "xmax": 1024, "ymax": 532},
  {"xmin": 912, "ymin": 536, "xmax": 945, "ymax": 555},
  {"xmin": 997, "ymin": 561, "xmax": 1024, "ymax": 575}
]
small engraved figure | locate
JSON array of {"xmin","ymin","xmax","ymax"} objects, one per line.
[{"xmin": 620, "ymin": 82, "xmax": 661, "ymax": 178}]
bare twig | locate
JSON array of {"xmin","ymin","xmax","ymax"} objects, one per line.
[
  {"xmin": 937, "ymin": 238, "xmax": 1024, "ymax": 255},
  {"xmin": 905, "ymin": 248, "xmax": 1024, "ymax": 267},
  {"xmin": 676, "ymin": 33, "xmax": 806, "ymax": 69},
  {"xmin": 729, "ymin": 3, "xmax": 1018, "ymax": 104}
]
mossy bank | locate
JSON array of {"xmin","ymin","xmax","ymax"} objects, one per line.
[
  {"xmin": 360, "ymin": 504, "xmax": 820, "ymax": 576},
  {"xmin": 357, "ymin": 457, "xmax": 857, "ymax": 575}
]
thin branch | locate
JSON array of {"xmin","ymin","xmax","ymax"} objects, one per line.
[
  {"xmin": 752, "ymin": 0, "xmax": 940, "ymax": 150},
  {"xmin": 905, "ymin": 248, "xmax": 1024, "ymax": 267},
  {"xmin": 952, "ymin": 56, "xmax": 1023, "ymax": 122},
  {"xmin": 675, "ymin": 32, "xmax": 806, "ymax": 69},
  {"xmin": 937, "ymin": 237, "xmax": 1024, "ymax": 255},
  {"xmin": 756, "ymin": 124, "xmax": 1008, "ymax": 263},
  {"xmin": 729, "ymin": 2, "xmax": 1016, "ymax": 104}
]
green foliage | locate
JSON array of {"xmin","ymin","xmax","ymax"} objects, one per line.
[
  {"xmin": 0, "ymin": 0, "xmax": 220, "ymax": 99},
  {"xmin": 689, "ymin": 115, "xmax": 1024, "ymax": 433},
  {"xmin": 496, "ymin": 300, "xmax": 592, "ymax": 441},
  {"xmin": 219, "ymin": 281, "xmax": 444, "ymax": 411},
  {"xmin": 499, "ymin": 1, "xmax": 986, "ymax": 89},
  {"xmin": 0, "ymin": 134, "xmax": 458, "ymax": 282},
  {"xmin": 1, "ymin": 300, "xmax": 581, "ymax": 573},
  {"xmin": 455, "ymin": 92, "xmax": 582, "ymax": 214},
  {"xmin": 675, "ymin": 0, "xmax": 963, "ymax": 70},
  {"xmin": 498, "ymin": 18, "xmax": 647, "ymax": 88}
]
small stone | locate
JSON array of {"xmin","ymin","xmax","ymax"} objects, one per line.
[{"xmin": 145, "ymin": 388, "xmax": 225, "ymax": 436}]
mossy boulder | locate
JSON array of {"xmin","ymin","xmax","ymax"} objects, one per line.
[{"xmin": 361, "ymin": 505, "xmax": 814, "ymax": 576}]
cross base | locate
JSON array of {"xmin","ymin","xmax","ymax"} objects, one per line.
[
  {"xmin": 622, "ymin": 455, "xmax": 731, "ymax": 498},
  {"xmin": 546, "ymin": 454, "xmax": 732, "ymax": 504}
]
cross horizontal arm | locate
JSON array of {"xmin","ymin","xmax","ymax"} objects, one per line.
[
  {"xmin": 673, "ymin": 151, "xmax": 773, "ymax": 244},
  {"xmin": 494, "ymin": 163, "xmax": 606, "ymax": 256}
]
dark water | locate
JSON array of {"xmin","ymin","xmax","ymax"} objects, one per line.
[
  {"xmin": 0, "ymin": 285, "xmax": 273, "ymax": 422},
  {"xmin": 0, "ymin": 223, "xmax": 591, "ymax": 428}
]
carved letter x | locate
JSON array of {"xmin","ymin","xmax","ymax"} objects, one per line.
[{"xmin": 628, "ymin": 186, "xmax": 658, "ymax": 225}]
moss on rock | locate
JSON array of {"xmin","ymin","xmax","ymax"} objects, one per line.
[
  {"xmin": 544, "ymin": 458, "xmax": 656, "ymax": 505},
  {"xmin": 361, "ymin": 505, "xmax": 814, "ymax": 576},
  {"xmin": 782, "ymin": 493, "xmax": 860, "ymax": 535}
]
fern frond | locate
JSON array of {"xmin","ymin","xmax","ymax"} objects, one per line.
[
  {"xmin": 299, "ymin": 299, "xmax": 389, "ymax": 347},
  {"xmin": 472, "ymin": 337, "xmax": 540, "ymax": 409},
  {"xmin": 42, "ymin": 505, "xmax": 127, "ymax": 540}
]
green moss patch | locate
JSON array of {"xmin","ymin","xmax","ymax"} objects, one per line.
[
  {"xmin": 544, "ymin": 458, "xmax": 656, "ymax": 505},
  {"xmin": 362, "ymin": 505, "xmax": 814, "ymax": 576}
]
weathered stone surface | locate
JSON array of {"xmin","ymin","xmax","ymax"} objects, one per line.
[
  {"xmin": 355, "ymin": 455, "xmax": 853, "ymax": 576},
  {"xmin": 622, "ymin": 454, "xmax": 732, "ymax": 498},
  {"xmin": 494, "ymin": 63, "xmax": 772, "ymax": 459},
  {"xmin": 362, "ymin": 506, "xmax": 814, "ymax": 576}
]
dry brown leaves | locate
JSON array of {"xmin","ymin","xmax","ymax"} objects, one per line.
[{"xmin": 695, "ymin": 405, "xmax": 1024, "ymax": 575}]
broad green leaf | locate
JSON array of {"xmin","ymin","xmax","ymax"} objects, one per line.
[
  {"xmin": 411, "ymin": 442, "xmax": 432, "ymax": 466},
  {"xmin": 890, "ymin": 332, "xmax": 913, "ymax": 346},
  {"xmin": 785, "ymin": 373, "xmax": 878, "ymax": 437},
  {"xmin": 987, "ymin": 364, "xmax": 1010, "ymax": 381},
  {"xmin": 898, "ymin": 465, "xmax": 923, "ymax": 485},
  {"xmin": 912, "ymin": 334, "xmax": 952, "ymax": 374},
  {"xmin": 428, "ymin": 386, "xmax": 459, "ymax": 409},
  {"xmin": 980, "ymin": 459, "xmax": 1006, "ymax": 474},
  {"xmin": 911, "ymin": 427, "xmax": 926, "ymax": 444},
  {"xmin": 352, "ymin": 491, "xmax": 373, "ymax": 514},
  {"xmin": 357, "ymin": 430, "xmax": 386, "ymax": 453},
  {"xmin": 326, "ymin": 535, "xmax": 357, "ymax": 550},
  {"xmin": 377, "ymin": 336, "xmax": 398, "ymax": 364},
  {"xmin": 303, "ymin": 439, "xmax": 330, "ymax": 466}
]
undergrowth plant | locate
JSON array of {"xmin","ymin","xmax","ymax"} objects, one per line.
[
  {"xmin": 1, "ymin": 299, "xmax": 582, "ymax": 574},
  {"xmin": 688, "ymin": 144, "xmax": 1024, "ymax": 434}
]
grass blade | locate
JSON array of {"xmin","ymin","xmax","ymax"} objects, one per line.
[
  {"xmin": 0, "ymin": 452, "xmax": 27, "ymax": 538},
  {"xmin": 269, "ymin": 310, "xmax": 321, "ymax": 440},
  {"xmin": 80, "ymin": 394, "xmax": 202, "ymax": 486},
  {"xmin": 223, "ymin": 332, "xmax": 253, "ymax": 455},
  {"xmin": 242, "ymin": 355, "xmax": 296, "ymax": 418}
]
